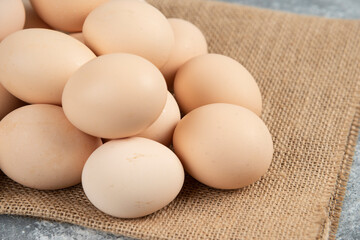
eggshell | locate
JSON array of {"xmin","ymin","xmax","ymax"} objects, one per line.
[
  {"xmin": 22, "ymin": 0, "xmax": 50, "ymax": 29},
  {"xmin": 62, "ymin": 53, "xmax": 167, "ymax": 139},
  {"xmin": 0, "ymin": 104, "xmax": 102, "ymax": 190},
  {"xmin": 0, "ymin": 84, "xmax": 25, "ymax": 120},
  {"xmin": 0, "ymin": 0, "xmax": 25, "ymax": 41},
  {"xmin": 29, "ymin": 0, "xmax": 109, "ymax": 32},
  {"xmin": 83, "ymin": 0, "xmax": 174, "ymax": 68},
  {"xmin": 173, "ymin": 103, "xmax": 273, "ymax": 189},
  {"xmin": 69, "ymin": 32, "xmax": 86, "ymax": 45},
  {"xmin": 0, "ymin": 29, "xmax": 96, "ymax": 105},
  {"xmin": 135, "ymin": 92, "xmax": 180, "ymax": 146},
  {"xmin": 174, "ymin": 54, "xmax": 262, "ymax": 115},
  {"xmin": 160, "ymin": 18, "xmax": 208, "ymax": 90},
  {"xmin": 82, "ymin": 137, "xmax": 184, "ymax": 218}
]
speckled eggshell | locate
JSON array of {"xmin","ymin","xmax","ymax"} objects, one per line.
[
  {"xmin": 82, "ymin": 137, "xmax": 184, "ymax": 218},
  {"xmin": 83, "ymin": 0, "xmax": 174, "ymax": 68},
  {"xmin": 0, "ymin": 104, "xmax": 102, "ymax": 190},
  {"xmin": 0, "ymin": 84, "xmax": 25, "ymax": 120},
  {"xmin": 0, "ymin": 29, "xmax": 96, "ymax": 105},
  {"xmin": 22, "ymin": 0, "xmax": 50, "ymax": 29},
  {"xmin": 29, "ymin": 0, "xmax": 109, "ymax": 32},
  {"xmin": 0, "ymin": 0, "xmax": 25, "ymax": 41},
  {"xmin": 173, "ymin": 103, "xmax": 273, "ymax": 190},
  {"xmin": 160, "ymin": 18, "xmax": 208, "ymax": 90},
  {"xmin": 135, "ymin": 92, "xmax": 181, "ymax": 146},
  {"xmin": 62, "ymin": 53, "xmax": 167, "ymax": 139},
  {"xmin": 174, "ymin": 54, "xmax": 262, "ymax": 115}
]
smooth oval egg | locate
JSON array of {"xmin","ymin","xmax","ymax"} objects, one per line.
[
  {"xmin": 173, "ymin": 103, "xmax": 273, "ymax": 190},
  {"xmin": 83, "ymin": 0, "xmax": 174, "ymax": 68},
  {"xmin": 82, "ymin": 137, "xmax": 184, "ymax": 218},
  {"xmin": 160, "ymin": 18, "xmax": 208, "ymax": 90},
  {"xmin": 0, "ymin": 29, "xmax": 96, "ymax": 105},
  {"xmin": 22, "ymin": 0, "xmax": 50, "ymax": 29},
  {"xmin": 62, "ymin": 53, "xmax": 167, "ymax": 139},
  {"xmin": 0, "ymin": 0, "xmax": 25, "ymax": 41},
  {"xmin": 174, "ymin": 54, "xmax": 262, "ymax": 115},
  {"xmin": 0, "ymin": 84, "xmax": 25, "ymax": 120},
  {"xmin": 135, "ymin": 92, "xmax": 181, "ymax": 146},
  {"xmin": 29, "ymin": 0, "xmax": 109, "ymax": 32},
  {"xmin": 0, "ymin": 104, "xmax": 102, "ymax": 190}
]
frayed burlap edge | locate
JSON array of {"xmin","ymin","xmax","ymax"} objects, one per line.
[
  {"xmin": 308, "ymin": 77, "xmax": 360, "ymax": 239},
  {"xmin": 326, "ymin": 96, "xmax": 360, "ymax": 238}
]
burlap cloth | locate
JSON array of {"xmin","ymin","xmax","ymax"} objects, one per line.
[{"xmin": 1, "ymin": 0, "xmax": 360, "ymax": 239}]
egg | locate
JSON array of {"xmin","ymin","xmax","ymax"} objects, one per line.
[
  {"xmin": 135, "ymin": 92, "xmax": 181, "ymax": 146},
  {"xmin": 29, "ymin": 0, "xmax": 109, "ymax": 32},
  {"xmin": 62, "ymin": 53, "xmax": 167, "ymax": 139},
  {"xmin": 82, "ymin": 137, "xmax": 184, "ymax": 218},
  {"xmin": 69, "ymin": 32, "xmax": 86, "ymax": 45},
  {"xmin": 173, "ymin": 103, "xmax": 273, "ymax": 189},
  {"xmin": 22, "ymin": 0, "xmax": 50, "ymax": 29},
  {"xmin": 0, "ymin": 0, "xmax": 25, "ymax": 41},
  {"xmin": 0, "ymin": 84, "xmax": 25, "ymax": 120},
  {"xmin": 83, "ymin": 0, "xmax": 174, "ymax": 68},
  {"xmin": 160, "ymin": 18, "xmax": 208, "ymax": 90},
  {"xmin": 174, "ymin": 54, "xmax": 262, "ymax": 115},
  {"xmin": 0, "ymin": 104, "xmax": 102, "ymax": 190},
  {"xmin": 0, "ymin": 29, "xmax": 96, "ymax": 105}
]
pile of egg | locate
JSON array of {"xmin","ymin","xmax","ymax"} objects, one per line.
[{"xmin": 0, "ymin": 0, "xmax": 273, "ymax": 218}]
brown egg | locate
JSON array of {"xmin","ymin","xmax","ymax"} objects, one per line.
[
  {"xmin": 69, "ymin": 32, "xmax": 86, "ymax": 45},
  {"xmin": 160, "ymin": 18, "xmax": 208, "ymax": 90},
  {"xmin": 174, "ymin": 54, "xmax": 262, "ymax": 115},
  {"xmin": 0, "ymin": 0, "xmax": 25, "ymax": 41},
  {"xmin": 29, "ymin": 0, "xmax": 109, "ymax": 32},
  {"xmin": 0, "ymin": 104, "xmax": 102, "ymax": 190},
  {"xmin": 173, "ymin": 103, "xmax": 273, "ymax": 190},
  {"xmin": 82, "ymin": 137, "xmax": 184, "ymax": 218},
  {"xmin": 0, "ymin": 84, "xmax": 25, "ymax": 120},
  {"xmin": 83, "ymin": 0, "xmax": 174, "ymax": 68},
  {"xmin": 22, "ymin": 0, "xmax": 50, "ymax": 29},
  {"xmin": 0, "ymin": 29, "xmax": 96, "ymax": 105},
  {"xmin": 135, "ymin": 92, "xmax": 181, "ymax": 146},
  {"xmin": 62, "ymin": 53, "xmax": 167, "ymax": 139}
]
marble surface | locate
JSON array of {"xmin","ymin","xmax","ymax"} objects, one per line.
[
  {"xmin": 1, "ymin": 0, "xmax": 359, "ymax": 239},
  {"xmin": 218, "ymin": 0, "xmax": 360, "ymax": 19}
]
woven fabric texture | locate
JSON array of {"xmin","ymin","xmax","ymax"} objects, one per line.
[{"xmin": 1, "ymin": 0, "xmax": 360, "ymax": 239}]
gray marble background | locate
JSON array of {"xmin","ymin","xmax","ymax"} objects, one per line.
[{"xmin": 1, "ymin": 0, "xmax": 359, "ymax": 239}]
